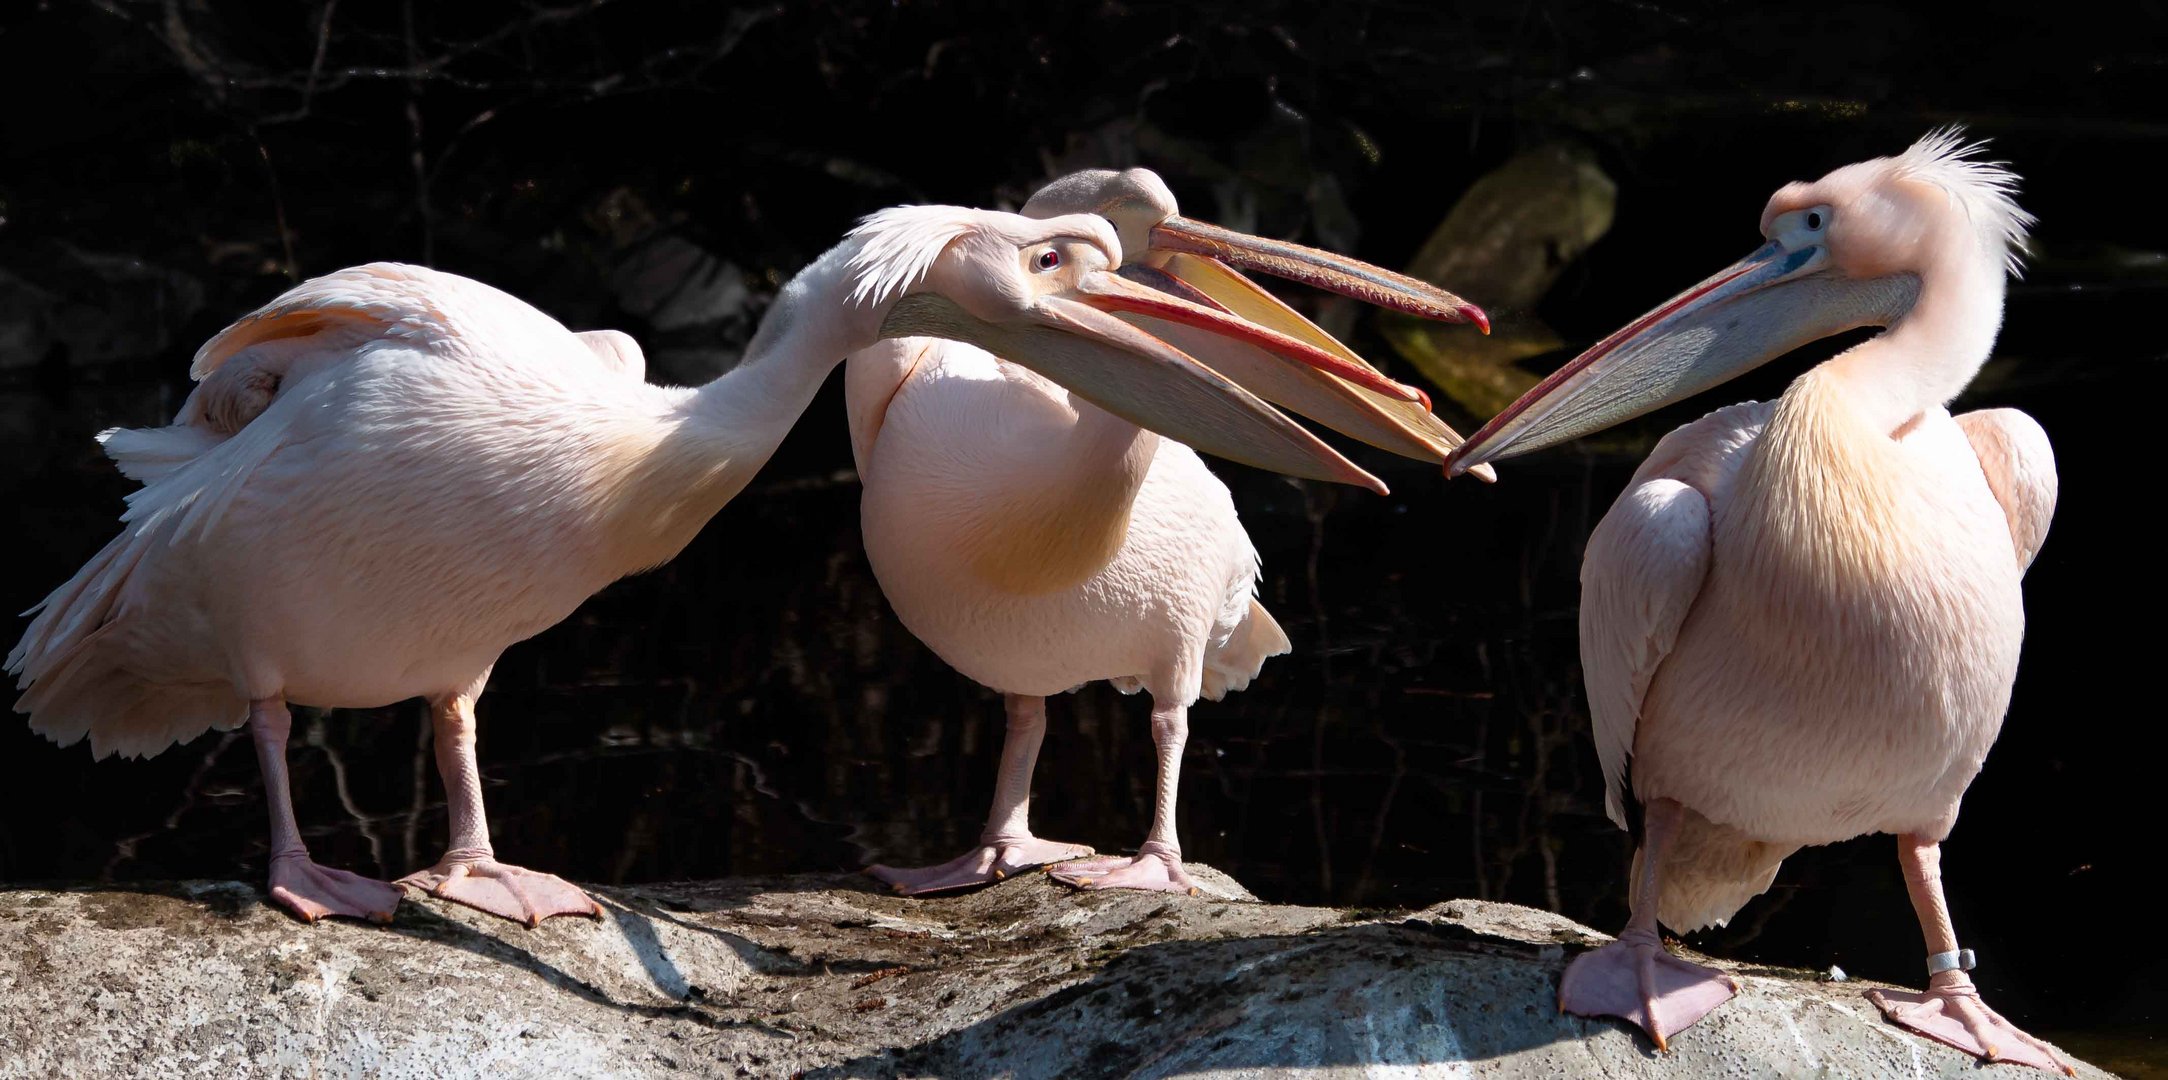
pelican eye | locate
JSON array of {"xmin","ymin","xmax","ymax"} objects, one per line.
[
  {"xmin": 1806, "ymin": 211, "xmax": 1824, "ymax": 230},
  {"xmin": 1035, "ymin": 250, "xmax": 1061, "ymax": 271}
]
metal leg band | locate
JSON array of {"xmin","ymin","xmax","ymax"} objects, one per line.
[{"xmin": 1925, "ymin": 948, "xmax": 1976, "ymax": 977}]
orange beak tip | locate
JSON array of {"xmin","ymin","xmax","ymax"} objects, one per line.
[
  {"xmin": 1464, "ymin": 304, "xmax": 1492, "ymax": 335},
  {"xmin": 1441, "ymin": 450, "xmax": 1495, "ymax": 483}
]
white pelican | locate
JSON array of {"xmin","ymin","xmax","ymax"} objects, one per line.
[
  {"xmin": 854, "ymin": 168, "xmax": 1488, "ymax": 894},
  {"xmin": 1446, "ymin": 130, "xmax": 2064, "ymax": 1071},
  {"xmin": 9, "ymin": 204, "xmax": 1425, "ymax": 927}
]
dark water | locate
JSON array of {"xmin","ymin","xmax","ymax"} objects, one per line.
[{"xmin": 2, "ymin": 0, "xmax": 2163, "ymax": 1070}]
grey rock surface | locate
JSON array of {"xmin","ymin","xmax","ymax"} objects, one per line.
[{"xmin": 0, "ymin": 870, "xmax": 2109, "ymax": 1078}]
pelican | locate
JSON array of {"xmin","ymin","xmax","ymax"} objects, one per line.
[
  {"xmin": 1445, "ymin": 131, "xmax": 2063, "ymax": 1070},
  {"xmin": 854, "ymin": 168, "xmax": 1488, "ymax": 895},
  {"xmin": 9, "ymin": 204, "xmax": 1429, "ymax": 927}
]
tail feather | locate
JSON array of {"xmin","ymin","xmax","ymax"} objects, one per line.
[
  {"xmin": 1644, "ymin": 805, "xmax": 1798, "ymax": 933},
  {"xmin": 12, "ymin": 511, "xmax": 242, "ymax": 761},
  {"xmin": 8, "ymin": 531, "xmax": 144, "ymax": 679},
  {"xmin": 14, "ymin": 416, "xmax": 228, "ymax": 678},
  {"xmin": 14, "ymin": 627, "xmax": 138, "ymax": 747},
  {"xmin": 15, "ymin": 624, "xmax": 243, "ymax": 760},
  {"xmin": 1201, "ymin": 599, "xmax": 1291, "ymax": 701}
]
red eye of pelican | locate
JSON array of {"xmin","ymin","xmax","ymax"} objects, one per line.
[{"xmin": 1036, "ymin": 250, "xmax": 1061, "ymax": 271}]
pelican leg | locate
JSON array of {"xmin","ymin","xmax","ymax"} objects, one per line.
[
  {"xmin": 1557, "ymin": 797, "xmax": 1739, "ymax": 1050},
  {"xmin": 1866, "ymin": 836, "xmax": 2073, "ymax": 1074},
  {"xmin": 1050, "ymin": 697, "xmax": 1197, "ymax": 895},
  {"xmin": 397, "ymin": 692, "xmax": 602, "ymax": 927},
  {"xmin": 868, "ymin": 694, "xmax": 1094, "ymax": 895},
  {"xmin": 251, "ymin": 698, "xmax": 402, "ymax": 925}
]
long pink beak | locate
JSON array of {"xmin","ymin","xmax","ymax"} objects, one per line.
[
  {"xmin": 1444, "ymin": 237, "xmax": 1918, "ymax": 475},
  {"xmin": 1117, "ymin": 231, "xmax": 1496, "ymax": 480},
  {"xmin": 1152, "ymin": 216, "xmax": 1491, "ymax": 331},
  {"xmin": 1070, "ymin": 270, "xmax": 1426, "ymax": 403}
]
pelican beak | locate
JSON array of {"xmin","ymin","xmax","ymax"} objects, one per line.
[
  {"xmin": 880, "ymin": 290, "xmax": 1392, "ymax": 494},
  {"xmin": 1139, "ymin": 218, "xmax": 1498, "ymax": 481},
  {"xmin": 1066, "ymin": 268, "xmax": 1425, "ymax": 403},
  {"xmin": 1443, "ymin": 239, "xmax": 1919, "ymax": 476},
  {"xmin": 1151, "ymin": 216, "xmax": 1491, "ymax": 329}
]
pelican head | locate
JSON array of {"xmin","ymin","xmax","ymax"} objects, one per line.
[
  {"xmin": 1444, "ymin": 128, "xmax": 2032, "ymax": 475},
  {"xmin": 1021, "ymin": 168, "xmax": 1495, "ymax": 478}
]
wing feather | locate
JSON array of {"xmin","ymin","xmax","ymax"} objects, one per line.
[
  {"xmin": 1582, "ymin": 477, "xmax": 1713, "ymax": 827},
  {"xmin": 111, "ymin": 263, "xmax": 560, "ymax": 545},
  {"xmin": 576, "ymin": 329, "xmax": 646, "ymax": 381},
  {"xmin": 1956, "ymin": 408, "xmax": 2056, "ymax": 571}
]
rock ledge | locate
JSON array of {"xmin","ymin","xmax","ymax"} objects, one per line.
[{"xmin": 0, "ymin": 870, "xmax": 2110, "ymax": 1078}]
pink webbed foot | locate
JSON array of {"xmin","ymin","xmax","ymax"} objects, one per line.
[
  {"xmin": 1047, "ymin": 841, "xmax": 1197, "ymax": 896},
  {"xmin": 867, "ymin": 837, "xmax": 1096, "ymax": 895},
  {"xmin": 267, "ymin": 853, "xmax": 402, "ymax": 925},
  {"xmin": 1559, "ymin": 928, "xmax": 1740, "ymax": 1051},
  {"xmin": 399, "ymin": 857, "xmax": 604, "ymax": 928},
  {"xmin": 1868, "ymin": 976, "xmax": 2074, "ymax": 1075}
]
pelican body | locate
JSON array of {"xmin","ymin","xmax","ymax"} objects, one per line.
[
  {"xmin": 11, "ymin": 203, "xmax": 1420, "ymax": 927},
  {"xmin": 1449, "ymin": 131, "xmax": 2065, "ymax": 1071},
  {"xmin": 854, "ymin": 169, "xmax": 1488, "ymax": 894}
]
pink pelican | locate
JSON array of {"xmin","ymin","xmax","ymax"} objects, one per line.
[
  {"xmin": 1446, "ymin": 130, "xmax": 2065, "ymax": 1071},
  {"xmin": 9, "ymin": 204, "xmax": 1423, "ymax": 927},
  {"xmin": 855, "ymin": 168, "xmax": 1489, "ymax": 895}
]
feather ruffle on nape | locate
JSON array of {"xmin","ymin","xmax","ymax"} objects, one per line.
[{"xmin": 1893, "ymin": 126, "xmax": 2035, "ymax": 278}]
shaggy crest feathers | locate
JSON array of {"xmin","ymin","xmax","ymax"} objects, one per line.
[
  {"xmin": 842, "ymin": 205, "xmax": 1122, "ymax": 310},
  {"xmin": 1891, "ymin": 126, "xmax": 2035, "ymax": 279},
  {"xmin": 844, "ymin": 206, "xmax": 988, "ymax": 310}
]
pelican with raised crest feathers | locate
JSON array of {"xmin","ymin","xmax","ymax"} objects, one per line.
[{"xmin": 1448, "ymin": 130, "xmax": 2066, "ymax": 1071}]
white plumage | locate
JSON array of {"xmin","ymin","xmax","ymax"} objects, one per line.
[
  {"xmin": 1585, "ymin": 393, "xmax": 2052, "ymax": 930},
  {"xmin": 15, "ymin": 264, "xmax": 635, "ymax": 756},
  {"xmin": 857, "ymin": 341, "xmax": 1288, "ymax": 699}
]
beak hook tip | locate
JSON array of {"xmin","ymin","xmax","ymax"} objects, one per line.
[{"xmin": 1463, "ymin": 304, "xmax": 1492, "ymax": 335}]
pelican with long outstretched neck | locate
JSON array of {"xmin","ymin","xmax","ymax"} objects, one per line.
[
  {"xmin": 1446, "ymin": 130, "xmax": 2066, "ymax": 1071},
  {"xmin": 9, "ymin": 203, "xmax": 1426, "ymax": 928},
  {"xmin": 852, "ymin": 169, "xmax": 1488, "ymax": 895}
]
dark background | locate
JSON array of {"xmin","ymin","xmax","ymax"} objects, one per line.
[{"xmin": 1, "ymin": 1, "xmax": 2160, "ymax": 1071}]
